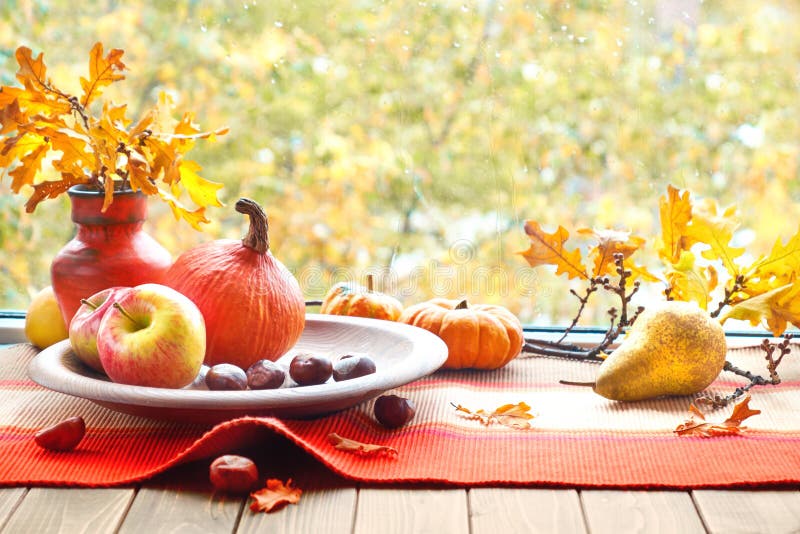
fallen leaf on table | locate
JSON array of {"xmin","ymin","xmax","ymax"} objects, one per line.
[
  {"xmin": 674, "ymin": 393, "xmax": 761, "ymax": 437},
  {"xmin": 327, "ymin": 432, "xmax": 398, "ymax": 458},
  {"xmin": 452, "ymin": 401, "xmax": 535, "ymax": 429},
  {"xmin": 249, "ymin": 479, "xmax": 302, "ymax": 513}
]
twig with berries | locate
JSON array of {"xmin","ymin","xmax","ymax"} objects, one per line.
[
  {"xmin": 523, "ymin": 253, "xmax": 644, "ymax": 361},
  {"xmin": 697, "ymin": 335, "xmax": 793, "ymax": 408}
]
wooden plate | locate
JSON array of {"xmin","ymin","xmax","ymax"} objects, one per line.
[{"xmin": 28, "ymin": 315, "xmax": 448, "ymax": 423}]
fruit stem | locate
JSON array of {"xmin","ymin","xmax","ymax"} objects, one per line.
[
  {"xmin": 112, "ymin": 302, "xmax": 146, "ymax": 329},
  {"xmin": 455, "ymin": 300, "xmax": 469, "ymax": 310},
  {"xmin": 80, "ymin": 298, "xmax": 98, "ymax": 311},
  {"xmin": 366, "ymin": 274, "xmax": 374, "ymax": 292},
  {"xmin": 236, "ymin": 198, "xmax": 270, "ymax": 254},
  {"xmin": 558, "ymin": 380, "xmax": 596, "ymax": 387}
]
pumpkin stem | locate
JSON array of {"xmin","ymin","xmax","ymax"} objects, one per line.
[
  {"xmin": 455, "ymin": 300, "xmax": 469, "ymax": 310},
  {"xmin": 236, "ymin": 198, "xmax": 270, "ymax": 254},
  {"xmin": 366, "ymin": 274, "xmax": 374, "ymax": 292}
]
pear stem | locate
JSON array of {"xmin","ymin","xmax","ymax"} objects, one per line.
[
  {"xmin": 80, "ymin": 298, "xmax": 98, "ymax": 311},
  {"xmin": 112, "ymin": 302, "xmax": 145, "ymax": 329},
  {"xmin": 559, "ymin": 380, "xmax": 596, "ymax": 387}
]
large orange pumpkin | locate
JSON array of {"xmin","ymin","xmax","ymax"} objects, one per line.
[
  {"xmin": 399, "ymin": 298, "xmax": 523, "ymax": 370},
  {"xmin": 164, "ymin": 199, "xmax": 305, "ymax": 369},
  {"xmin": 320, "ymin": 274, "xmax": 403, "ymax": 321}
]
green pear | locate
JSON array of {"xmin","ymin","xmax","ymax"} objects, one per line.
[{"xmin": 593, "ymin": 301, "xmax": 726, "ymax": 401}]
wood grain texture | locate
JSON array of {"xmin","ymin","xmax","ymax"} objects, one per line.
[
  {"xmin": 238, "ymin": 487, "xmax": 356, "ymax": 534},
  {"xmin": 118, "ymin": 487, "xmax": 243, "ymax": 534},
  {"xmin": 470, "ymin": 488, "xmax": 587, "ymax": 534},
  {"xmin": 354, "ymin": 488, "xmax": 469, "ymax": 534},
  {"xmin": 118, "ymin": 461, "xmax": 245, "ymax": 534},
  {"xmin": 0, "ymin": 487, "xmax": 26, "ymax": 530},
  {"xmin": 581, "ymin": 490, "xmax": 705, "ymax": 534},
  {"xmin": 693, "ymin": 490, "xmax": 800, "ymax": 534},
  {"xmin": 2, "ymin": 488, "xmax": 133, "ymax": 534}
]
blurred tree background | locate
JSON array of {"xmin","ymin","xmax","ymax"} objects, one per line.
[{"xmin": 1, "ymin": 0, "xmax": 798, "ymax": 325}]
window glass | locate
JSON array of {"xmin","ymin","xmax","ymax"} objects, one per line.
[{"xmin": 1, "ymin": 0, "xmax": 798, "ymax": 326}]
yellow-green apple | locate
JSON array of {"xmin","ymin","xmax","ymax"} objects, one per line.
[
  {"xmin": 97, "ymin": 283, "xmax": 206, "ymax": 388},
  {"xmin": 68, "ymin": 287, "xmax": 131, "ymax": 372}
]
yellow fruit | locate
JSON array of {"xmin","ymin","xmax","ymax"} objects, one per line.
[
  {"xmin": 593, "ymin": 301, "xmax": 727, "ymax": 401},
  {"xmin": 25, "ymin": 286, "xmax": 69, "ymax": 349}
]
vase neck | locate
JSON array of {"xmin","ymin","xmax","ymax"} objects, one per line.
[{"xmin": 69, "ymin": 190, "xmax": 148, "ymax": 225}]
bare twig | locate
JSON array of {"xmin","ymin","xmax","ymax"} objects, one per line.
[
  {"xmin": 524, "ymin": 253, "xmax": 644, "ymax": 361},
  {"xmin": 697, "ymin": 335, "xmax": 793, "ymax": 408},
  {"xmin": 709, "ymin": 274, "xmax": 746, "ymax": 319},
  {"xmin": 556, "ymin": 279, "xmax": 601, "ymax": 343}
]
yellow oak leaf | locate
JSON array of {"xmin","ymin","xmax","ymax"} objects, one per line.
[
  {"xmin": 14, "ymin": 46, "xmax": 48, "ymax": 92},
  {"xmin": 656, "ymin": 184, "xmax": 692, "ymax": 264},
  {"xmin": 0, "ymin": 99, "xmax": 26, "ymax": 135},
  {"xmin": 622, "ymin": 258, "xmax": 661, "ymax": 283},
  {"xmin": 746, "ymin": 231, "xmax": 800, "ymax": 284},
  {"xmin": 158, "ymin": 187, "xmax": 211, "ymax": 230},
  {"xmin": 684, "ymin": 198, "xmax": 745, "ymax": 277},
  {"xmin": 578, "ymin": 228, "xmax": 646, "ymax": 277},
  {"xmin": 663, "ymin": 251, "xmax": 717, "ymax": 309},
  {"xmin": 178, "ymin": 160, "xmax": 224, "ymax": 208},
  {"xmin": 80, "ymin": 42, "xmax": 126, "ymax": 108},
  {"xmin": 721, "ymin": 282, "xmax": 800, "ymax": 336},
  {"xmin": 24, "ymin": 174, "xmax": 88, "ymax": 213},
  {"xmin": 519, "ymin": 220, "xmax": 587, "ymax": 280},
  {"xmin": 126, "ymin": 154, "xmax": 158, "ymax": 196},
  {"xmin": 9, "ymin": 141, "xmax": 48, "ymax": 192}
]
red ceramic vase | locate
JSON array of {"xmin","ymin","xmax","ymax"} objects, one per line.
[{"xmin": 51, "ymin": 185, "xmax": 173, "ymax": 328}]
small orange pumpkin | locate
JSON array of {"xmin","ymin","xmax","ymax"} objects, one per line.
[
  {"xmin": 320, "ymin": 274, "xmax": 403, "ymax": 321},
  {"xmin": 399, "ymin": 298, "xmax": 523, "ymax": 370}
]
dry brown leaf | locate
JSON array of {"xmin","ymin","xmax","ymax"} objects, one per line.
[
  {"xmin": 674, "ymin": 394, "xmax": 761, "ymax": 437},
  {"xmin": 327, "ymin": 432, "xmax": 398, "ymax": 458},
  {"xmin": 249, "ymin": 479, "xmax": 302, "ymax": 513},
  {"xmin": 453, "ymin": 401, "xmax": 535, "ymax": 429}
]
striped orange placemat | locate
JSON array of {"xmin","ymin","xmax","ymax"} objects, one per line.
[{"xmin": 1, "ymin": 342, "xmax": 799, "ymax": 488}]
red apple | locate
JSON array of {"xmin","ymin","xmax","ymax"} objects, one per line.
[
  {"xmin": 68, "ymin": 287, "xmax": 131, "ymax": 372},
  {"xmin": 97, "ymin": 283, "xmax": 206, "ymax": 388}
]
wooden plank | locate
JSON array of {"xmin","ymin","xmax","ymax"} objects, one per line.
[
  {"xmin": 693, "ymin": 490, "xmax": 800, "ymax": 533},
  {"xmin": 354, "ymin": 488, "xmax": 469, "ymax": 534},
  {"xmin": 0, "ymin": 488, "xmax": 27, "ymax": 530},
  {"xmin": 238, "ymin": 487, "xmax": 356, "ymax": 534},
  {"xmin": 470, "ymin": 488, "xmax": 586, "ymax": 534},
  {"xmin": 2, "ymin": 487, "xmax": 133, "ymax": 534},
  {"xmin": 581, "ymin": 490, "xmax": 705, "ymax": 534},
  {"xmin": 237, "ymin": 437, "xmax": 357, "ymax": 534},
  {"xmin": 118, "ymin": 461, "xmax": 243, "ymax": 534}
]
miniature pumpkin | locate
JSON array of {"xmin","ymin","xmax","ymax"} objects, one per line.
[
  {"xmin": 164, "ymin": 198, "xmax": 305, "ymax": 369},
  {"xmin": 320, "ymin": 274, "xmax": 403, "ymax": 321},
  {"xmin": 399, "ymin": 298, "xmax": 523, "ymax": 370}
]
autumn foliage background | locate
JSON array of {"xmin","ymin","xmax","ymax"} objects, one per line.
[{"xmin": 1, "ymin": 0, "xmax": 799, "ymax": 326}]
